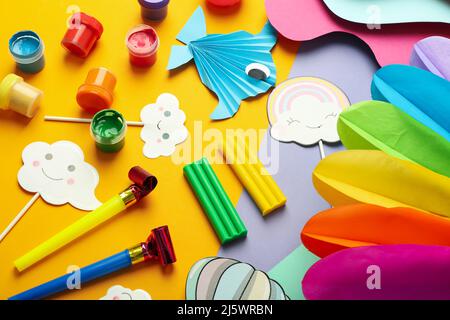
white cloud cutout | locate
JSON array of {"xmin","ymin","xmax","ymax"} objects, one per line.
[
  {"xmin": 140, "ymin": 93, "xmax": 188, "ymax": 159},
  {"xmin": 270, "ymin": 96, "xmax": 342, "ymax": 146},
  {"xmin": 100, "ymin": 285, "xmax": 152, "ymax": 300},
  {"xmin": 18, "ymin": 141, "xmax": 101, "ymax": 211}
]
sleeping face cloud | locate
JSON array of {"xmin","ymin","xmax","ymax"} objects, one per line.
[
  {"xmin": 18, "ymin": 141, "xmax": 101, "ymax": 211},
  {"xmin": 140, "ymin": 93, "xmax": 188, "ymax": 159}
]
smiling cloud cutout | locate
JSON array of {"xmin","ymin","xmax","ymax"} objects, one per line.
[
  {"xmin": 140, "ymin": 93, "xmax": 188, "ymax": 158},
  {"xmin": 267, "ymin": 77, "xmax": 350, "ymax": 146},
  {"xmin": 100, "ymin": 285, "xmax": 152, "ymax": 300},
  {"xmin": 18, "ymin": 141, "xmax": 101, "ymax": 211}
]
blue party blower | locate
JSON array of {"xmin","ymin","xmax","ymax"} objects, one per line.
[{"xmin": 9, "ymin": 226, "xmax": 176, "ymax": 300}]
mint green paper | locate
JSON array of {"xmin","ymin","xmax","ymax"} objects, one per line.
[
  {"xmin": 269, "ymin": 246, "xmax": 319, "ymax": 300},
  {"xmin": 338, "ymin": 101, "xmax": 450, "ymax": 178},
  {"xmin": 324, "ymin": 0, "xmax": 450, "ymax": 24}
]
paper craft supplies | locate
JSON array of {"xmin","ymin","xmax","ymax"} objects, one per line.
[
  {"xmin": 77, "ymin": 67, "xmax": 117, "ymax": 114},
  {"xmin": 0, "ymin": 74, "xmax": 42, "ymax": 118},
  {"xmin": 184, "ymin": 158, "xmax": 247, "ymax": 244},
  {"xmin": 9, "ymin": 31, "xmax": 45, "ymax": 74},
  {"xmin": 62, "ymin": 12, "xmax": 103, "ymax": 58},
  {"xmin": 222, "ymin": 136, "xmax": 286, "ymax": 216}
]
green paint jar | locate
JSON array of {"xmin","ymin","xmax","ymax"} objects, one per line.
[{"xmin": 90, "ymin": 109, "xmax": 127, "ymax": 152}]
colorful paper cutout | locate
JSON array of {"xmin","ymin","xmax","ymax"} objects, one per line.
[
  {"xmin": 267, "ymin": 77, "xmax": 349, "ymax": 158},
  {"xmin": 302, "ymin": 204, "xmax": 450, "ymax": 258},
  {"xmin": 265, "ymin": 0, "xmax": 450, "ymax": 66},
  {"xmin": 268, "ymin": 246, "xmax": 319, "ymax": 301},
  {"xmin": 338, "ymin": 101, "xmax": 450, "ymax": 178},
  {"xmin": 372, "ymin": 64, "xmax": 450, "ymax": 141},
  {"xmin": 100, "ymin": 285, "xmax": 152, "ymax": 300},
  {"xmin": 323, "ymin": 0, "xmax": 450, "ymax": 25},
  {"xmin": 1, "ymin": 141, "xmax": 101, "ymax": 243},
  {"xmin": 303, "ymin": 245, "xmax": 450, "ymax": 300},
  {"xmin": 312, "ymin": 150, "xmax": 450, "ymax": 218},
  {"xmin": 411, "ymin": 36, "xmax": 450, "ymax": 80},
  {"xmin": 140, "ymin": 93, "xmax": 188, "ymax": 158},
  {"xmin": 18, "ymin": 141, "xmax": 101, "ymax": 210},
  {"xmin": 186, "ymin": 257, "xmax": 288, "ymax": 300},
  {"xmin": 167, "ymin": 6, "xmax": 277, "ymax": 120}
]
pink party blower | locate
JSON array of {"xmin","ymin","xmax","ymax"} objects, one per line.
[{"xmin": 302, "ymin": 244, "xmax": 450, "ymax": 300}]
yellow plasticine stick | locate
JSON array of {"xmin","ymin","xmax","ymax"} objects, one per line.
[
  {"xmin": 225, "ymin": 138, "xmax": 272, "ymax": 212},
  {"xmin": 223, "ymin": 136, "xmax": 286, "ymax": 215},
  {"xmin": 15, "ymin": 195, "xmax": 126, "ymax": 272},
  {"xmin": 313, "ymin": 150, "xmax": 450, "ymax": 218}
]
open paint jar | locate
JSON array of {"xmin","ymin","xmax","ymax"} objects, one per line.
[
  {"xmin": 0, "ymin": 74, "xmax": 43, "ymax": 118},
  {"xmin": 91, "ymin": 109, "xmax": 127, "ymax": 152},
  {"xmin": 138, "ymin": 0, "xmax": 170, "ymax": 21},
  {"xmin": 126, "ymin": 25, "xmax": 160, "ymax": 67},
  {"xmin": 62, "ymin": 12, "xmax": 103, "ymax": 58},
  {"xmin": 9, "ymin": 31, "xmax": 45, "ymax": 74}
]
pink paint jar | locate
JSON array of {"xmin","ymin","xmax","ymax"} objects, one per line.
[{"xmin": 126, "ymin": 25, "xmax": 160, "ymax": 68}]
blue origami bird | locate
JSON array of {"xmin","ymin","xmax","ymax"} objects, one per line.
[{"xmin": 167, "ymin": 7, "xmax": 278, "ymax": 120}]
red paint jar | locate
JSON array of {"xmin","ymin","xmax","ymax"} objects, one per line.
[
  {"xmin": 207, "ymin": 0, "xmax": 241, "ymax": 6},
  {"xmin": 126, "ymin": 25, "xmax": 159, "ymax": 68},
  {"xmin": 62, "ymin": 13, "xmax": 104, "ymax": 58}
]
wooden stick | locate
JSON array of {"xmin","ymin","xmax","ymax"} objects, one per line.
[
  {"xmin": 318, "ymin": 140, "xmax": 326, "ymax": 160},
  {"xmin": 44, "ymin": 116, "xmax": 144, "ymax": 127},
  {"xmin": 0, "ymin": 193, "xmax": 40, "ymax": 243}
]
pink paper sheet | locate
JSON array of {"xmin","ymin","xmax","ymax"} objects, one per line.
[{"xmin": 265, "ymin": 0, "xmax": 450, "ymax": 66}]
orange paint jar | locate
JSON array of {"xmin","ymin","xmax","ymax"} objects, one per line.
[{"xmin": 76, "ymin": 67, "xmax": 116, "ymax": 114}]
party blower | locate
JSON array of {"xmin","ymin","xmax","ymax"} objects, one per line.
[
  {"xmin": 10, "ymin": 226, "xmax": 176, "ymax": 300},
  {"xmin": 14, "ymin": 166, "xmax": 158, "ymax": 272}
]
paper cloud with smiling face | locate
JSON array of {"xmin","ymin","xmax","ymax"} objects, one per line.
[
  {"xmin": 18, "ymin": 141, "xmax": 101, "ymax": 211},
  {"xmin": 100, "ymin": 285, "xmax": 152, "ymax": 300},
  {"xmin": 140, "ymin": 93, "xmax": 188, "ymax": 158},
  {"xmin": 267, "ymin": 77, "xmax": 350, "ymax": 146}
]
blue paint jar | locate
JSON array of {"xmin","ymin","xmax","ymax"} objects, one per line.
[{"xmin": 9, "ymin": 31, "xmax": 45, "ymax": 74}]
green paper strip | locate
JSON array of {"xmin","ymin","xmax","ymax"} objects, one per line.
[
  {"xmin": 338, "ymin": 101, "xmax": 450, "ymax": 178},
  {"xmin": 184, "ymin": 158, "xmax": 247, "ymax": 244}
]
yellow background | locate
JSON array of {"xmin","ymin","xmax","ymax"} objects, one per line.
[{"xmin": 0, "ymin": 0, "xmax": 298, "ymax": 299}]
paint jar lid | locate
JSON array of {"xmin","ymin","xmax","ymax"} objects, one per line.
[
  {"xmin": 70, "ymin": 12, "xmax": 104, "ymax": 38},
  {"xmin": 126, "ymin": 25, "xmax": 159, "ymax": 56},
  {"xmin": 138, "ymin": 0, "xmax": 170, "ymax": 9},
  {"xmin": 91, "ymin": 109, "xmax": 127, "ymax": 145},
  {"xmin": 9, "ymin": 31, "xmax": 44, "ymax": 63},
  {"xmin": 0, "ymin": 74, "xmax": 22, "ymax": 109}
]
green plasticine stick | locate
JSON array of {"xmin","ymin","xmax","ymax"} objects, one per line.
[{"xmin": 184, "ymin": 158, "xmax": 247, "ymax": 244}]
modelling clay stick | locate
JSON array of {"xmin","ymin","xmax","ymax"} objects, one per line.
[
  {"xmin": 44, "ymin": 116, "xmax": 144, "ymax": 126},
  {"xmin": 14, "ymin": 167, "xmax": 157, "ymax": 272},
  {"xmin": 184, "ymin": 158, "xmax": 247, "ymax": 244},
  {"xmin": 223, "ymin": 137, "xmax": 286, "ymax": 215}
]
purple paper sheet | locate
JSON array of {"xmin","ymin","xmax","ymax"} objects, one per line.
[{"xmin": 218, "ymin": 33, "xmax": 380, "ymax": 271}]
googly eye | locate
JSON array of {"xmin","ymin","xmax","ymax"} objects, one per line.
[
  {"xmin": 67, "ymin": 165, "xmax": 76, "ymax": 172},
  {"xmin": 45, "ymin": 153, "xmax": 53, "ymax": 160},
  {"xmin": 245, "ymin": 63, "xmax": 271, "ymax": 80},
  {"xmin": 162, "ymin": 133, "xmax": 170, "ymax": 140},
  {"xmin": 164, "ymin": 111, "xmax": 171, "ymax": 117}
]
